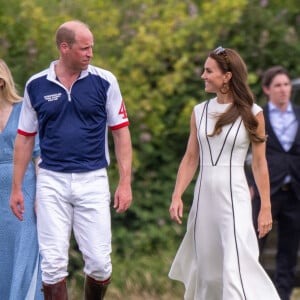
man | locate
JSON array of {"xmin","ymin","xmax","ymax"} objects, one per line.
[
  {"xmin": 251, "ymin": 66, "xmax": 300, "ymax": 300},
  {"xmin": 10, "ymin": 20, "xmax": 132, "ymax": 299}
]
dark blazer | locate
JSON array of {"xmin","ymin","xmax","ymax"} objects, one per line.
[{"xmin": 263, "ymin": 103, "xmax": 300, "ymax": 201}]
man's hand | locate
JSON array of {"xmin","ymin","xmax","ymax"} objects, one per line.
[{"xmin": 114, "ymin": 183, "xmax": 132, "ymax": 213}]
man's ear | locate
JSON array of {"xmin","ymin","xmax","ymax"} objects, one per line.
[
  {"xmin": 262, "ymin": 86, "xmax": 270, "ymax": 96},
  {"xmin": 60, "ymin": 42, "xmax": 70, "ymax": 53}
]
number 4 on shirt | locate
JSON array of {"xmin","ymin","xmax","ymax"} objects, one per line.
[{"xmin": 118, "ymin": 101, "xmax": 128, "ymax": 119}]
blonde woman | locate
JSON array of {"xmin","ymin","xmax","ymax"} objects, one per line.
[{"xmin": 0, "ymin": 59, "xmax": 42, "ymax": 299}]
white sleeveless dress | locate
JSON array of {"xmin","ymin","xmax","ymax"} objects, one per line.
[{"xmin": 169, "ymin": 97, "xmax": 280, "ymax": 300}]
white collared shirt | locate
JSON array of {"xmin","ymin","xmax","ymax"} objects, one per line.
[{"xmin": 268, "ymin": 101, "xmax": 298, "ymax": 151}]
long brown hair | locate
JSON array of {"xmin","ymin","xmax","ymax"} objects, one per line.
[{"xmin": 208, "ymin": 48, "xmax": 265, "ymax": 143}]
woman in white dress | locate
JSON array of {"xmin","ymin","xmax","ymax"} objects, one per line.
[{"xmin": 168, "ymin": 47, "xmax": 280, "ymax": 300}]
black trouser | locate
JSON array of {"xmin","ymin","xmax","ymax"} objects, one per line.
[{"xmin": 252, "ymin": 185, "xmax": 300, "ymax": 300}]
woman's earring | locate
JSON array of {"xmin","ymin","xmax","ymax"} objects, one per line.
[{"xmin": 220, "ymin": 82, "xmax": 229, "ymax": 94}]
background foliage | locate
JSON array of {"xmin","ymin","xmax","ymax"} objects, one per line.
[{"xmin": 1, "ymin": 0, "xmax": 300, "ymax": 298}]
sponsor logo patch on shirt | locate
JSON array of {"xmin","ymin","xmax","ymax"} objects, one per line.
[{"xmin": 44, "ymin": 93, "xmax": 62, "ymax": 101}]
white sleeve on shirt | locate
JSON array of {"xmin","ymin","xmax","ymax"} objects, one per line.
[
  {"xmin": 105, "ymin": 73, "xmax": 129, "ymax": 129},
  {"xmin": 18, "ymin": 86, "xmax": 38, "ymax": 135},
  {"xmin": 252, "ymin": 103, "xmax": 263, "ymax": 116}
]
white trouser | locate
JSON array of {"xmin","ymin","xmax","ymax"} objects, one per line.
[{"xmin": 36, "ymin": 168, "xmax": 112, "ymax": 284}]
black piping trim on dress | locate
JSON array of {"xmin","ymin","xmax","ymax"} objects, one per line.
[
  {"xmin": 193, "ymin": 101, "xmax": 207, "ymax": 259},
  {"xmin": 205, "ymin": 101, "xmax": 247, "ymax": 298},
  {"xmin": 195, "ymin": 99, "xmax": 248, "ymax": 299},
  {"xmin": 205, "ymin": 100, "xmax": 236, "ymax": 166},
  {"xmin": 229, "ymin": 118, "xmax": 247, "ymax": 300}
]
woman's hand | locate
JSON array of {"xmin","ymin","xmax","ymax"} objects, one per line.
[
  {"xmin": 257, "ymin": 206, "xmax": 273, "ymax": 238},
  {"xmin": 169, "ymin": 196, "xmax": 184, "ymax": 224}
]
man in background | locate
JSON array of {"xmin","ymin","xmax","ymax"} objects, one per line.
[{"xmin": 251, "ymin": 66, "xmax": 300, "ymax": 300}]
